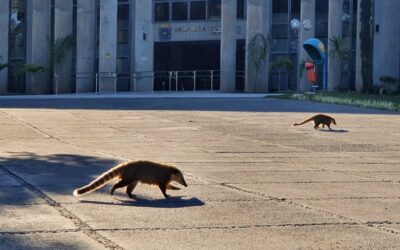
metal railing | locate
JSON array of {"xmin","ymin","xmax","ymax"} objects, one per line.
[{"xmin": 53, "ymin": 69, "xmax": 245, "ymax": 95}]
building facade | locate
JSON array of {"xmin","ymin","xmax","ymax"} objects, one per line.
[{"xmin": 0, "ymin": 0, "xmax": 399, "ymax": 94}]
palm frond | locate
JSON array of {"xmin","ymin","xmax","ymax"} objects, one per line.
[{"xmin": 49, "ymin": 35, "xmax": 74, "ymax": 73}]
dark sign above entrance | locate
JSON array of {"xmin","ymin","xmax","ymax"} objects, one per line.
[{"xmin": 155, "ymin": 21, "xmax": 246, "ymax": 42}]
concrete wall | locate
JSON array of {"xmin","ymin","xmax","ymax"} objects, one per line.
[
  {"xmin": 245, "ymin": 0, "xmax": 271, "ymax": 93},
  {"xmin": 54, "ymin": 0, "xmax": 73, "ymax": 93},
  {"xmin": 129, "ymin": 0, "xmax": 136, "ymax": 91},
  {"xmin": 298, "ymin": 0, "xmax": 315, "ymax": 92},
  {"xmin": 220, "ymin": 0, "xmax": 237, "ymax": 92},
  {"xmin": 26, "ymin": 0, "xmax": 52, "ymax": 94},
  {"xmin": 328, "ymin": 0, "xmax": 343, "ymax": 91},
  {"xmin": 373, "ymin": 0, "xmax": 400, "ymax": 85},
  {"xmin": 76, "ymin": 0, "xmax": 96, "ymax": 93},
  {"xmin": 98, "ymin": 0, "xmax": 118, "ymax": 92},
  {"xmin": 134, "ymin": 0, "xmax": 154, "ymax": 92},
  {"xmin": 0, "ymin": 1, "xmax": 9, "ymax": 94}
]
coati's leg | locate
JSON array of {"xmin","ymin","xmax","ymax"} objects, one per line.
[
  {"xmin": 126, "ymin": 181, "xmax": 138, "ymax": 198},
  {"xmin": 158, "ymin": 182, "xmax": 170, "ymax": 199},
  {"xmin": 322, "ymin": 124, "xmax": 325, "ymax": 128},
  {"xmin": 110, "ymin": 179, "xmax": 131, "ymax": 195},
  {"xmin": 327, "ymin": 123, "xmax": 332, "ymax": 130},
  {"xmin": 167, "ymin": 184, "xmax": 180, "ymax": 190},
  {"xmin": 314, "ymin": 123, "xmax": 320, "ymax": 129}
]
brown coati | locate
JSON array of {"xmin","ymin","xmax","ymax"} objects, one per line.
[
  {"xmin": 73, "ymin": 160, "xmax": 188, "ymax": 199},
  {"xmin": 293, "ymin": 114, "xmax": 337, "ymax": 130}
]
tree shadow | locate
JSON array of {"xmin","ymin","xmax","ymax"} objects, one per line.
[
  {"xmin": 0, "ymin": 152, "xmax": 203, "ymax": 207},
  {"xmin": 0, "ymin": 152, "xmax": 120, "ymax": 205},
  {"xmin": 79, "ymin": 196, "xmax": 205, "ymax": 208}
]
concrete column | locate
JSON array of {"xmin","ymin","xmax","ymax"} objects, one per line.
[
  {"xmin": 129, "ymin": 0, "xmax": 136, "ymax": 91},
  {"xmin": 134, "ymin": 0, "xmax": 154, "ymax": 92},
  {"xmin": 98, "ymin": 0, "xmax": 118, "ymax": 92},
  {"xmin": 354, "ymin": 0, "xmax": 363, "ymax": 92},
  {"xmin": 373, "ymin": 0, "xmax": 400, "ymax": 85},
  {"xmin": 54, "ymin": 0, "xmax": 73, "ymax": 93},
  {"xmin": 220, "ymin": 0, "xmax": 237, "ymax": 92},
  {"xmin": 245, "ymin": 0, "xmax": 271, "ymax": 93},
  {"xmin": 298, "ymin": 0, "xmax": 315, "ymax": 92},
  {"xmin": 327, "ymin": 0, "xmax": 343, "ymax": 91},
  {"xmin": 26, "ymin": 0, "xmax": 52, "ymax": 94},
  {"xmin": 0, "ymin": 1, "xmax": 9, "ymax": 94},
  {"xmin": 76, "ymin": 0, "xmax": 96, "ymax": 93}
]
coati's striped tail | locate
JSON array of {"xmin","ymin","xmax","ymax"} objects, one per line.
[
  {"xmin": 293, "ymin": 117, "xmax": 314, "ymax": 126},
  {"xmin": 73, "ymin": 168, "xmax": 121, "ymax": 196}
]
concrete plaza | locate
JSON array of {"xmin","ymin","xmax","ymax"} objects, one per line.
[{"xmin": 0, "ymin": 94, "xmax": 400, "ymax": 249}]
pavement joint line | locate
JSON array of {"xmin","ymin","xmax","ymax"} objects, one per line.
[
  {"xmin": 220, "ymin": 180, "xmax": 393, "ymax": 184},
  {"xmin": 0, "ymin": 229, "xmax": 80, "ymax": 236},
  {"xmin": 0, "ymin": 164, "xmax": 125, "ymax": 250},
  {"xmin": 291, "ymin": 196, "xmax": 400, "ymax": 201},
  {"xmin": 1, "ymin": 220, "xmax": 400, "ymax": 236},
  {"xmin": 185, "ymin": 174, "xmax": 400, "ymax": 237},
  {"xmin": 1, "ymin": 110, "xmax": 131, "ymax": 162},
  {"xmin": 0, "ymin": 111, "xmax": 53, "ymax": 139},
  {"xmin": 92, "ymin": 222, "xmax": 362, "ymax": 233}
]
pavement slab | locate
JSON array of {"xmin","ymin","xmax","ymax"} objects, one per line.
[
  {"xmin": 0, "ymin": 96, "xmax": 399, "ymax": 249},
  {"xmin": 100, "ymin": 225, "xmax": 400, "ymax": 250}
]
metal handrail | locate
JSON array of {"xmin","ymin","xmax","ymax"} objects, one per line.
[{"xmin": 52, "ymin": 69, "xmax": 242, "ymax": 94}]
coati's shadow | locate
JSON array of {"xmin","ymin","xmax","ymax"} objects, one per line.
[
  {"xmin": 320, "ymin": 129, "xmax": 349, "ymax": 133},
  {"xmin": 79, "ymin": 196, "xmax": 205, "ymax": 208}
]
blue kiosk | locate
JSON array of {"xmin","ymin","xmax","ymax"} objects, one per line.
[{"xmin": 303, "ymin": 38, "xmax": 327, "ymax": 91}]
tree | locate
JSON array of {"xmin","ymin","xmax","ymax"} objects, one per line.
[
  {"xmin": 0, "ymin": 56, "xmax": 7, "ymax": 72},
  {"xmin": 248, "ymin": 33, "xmax": 269, "ymax": 92},
  {"xmin": 48, "ymin": 35, "xmax": 74, "ymax": 74},
  {"xmin": 329, "ymin": 36, "xmax": 350, "ymax": 89},
  {"xmin": 270, "ymin": 57, "xmax": 293, "ymax": 92}
]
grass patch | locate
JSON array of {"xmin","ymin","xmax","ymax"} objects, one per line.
[{"xmin": 270, "ymin": 92, "xmax": 400, "ymax": 112}]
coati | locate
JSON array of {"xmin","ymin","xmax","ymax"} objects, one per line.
[
  {"xmin": 293, "ymin": 114, "xmax": 337, "ymax": 130},
  {"xmin": 73, "ymin": 160, "xmax": 188, "ymax": 199}
]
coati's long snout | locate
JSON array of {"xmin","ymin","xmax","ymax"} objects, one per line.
[{"xmin": 171, "ymin": 171, "xmax": 188, "ymax": 187}]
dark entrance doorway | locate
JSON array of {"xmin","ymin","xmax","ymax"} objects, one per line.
[
  {"xmin": 155, "ymin": 41, "xmax": 220, "ymax": 71},
  {"xmin": 154, "ymin": 40, "xmax": 245, "ymax": 91},
  {"xmin": 154, "ymin": 41, "xmax": 220, "ymax": 91}
]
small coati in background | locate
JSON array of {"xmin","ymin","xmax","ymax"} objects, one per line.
[
  {"xmin": 73, "ymin": 160, "xmax": 188, "ymax": 199},
  {"xmin": 293, "ymin": 114, "xmax": 337, "ymax": 130}
]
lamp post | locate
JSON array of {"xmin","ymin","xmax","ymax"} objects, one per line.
[
  {"xmin": 290, "ymin": 19, "xmax": 301, "ymax": 74},
  {"xmin": 290, "ymin": 19, "xmax": 311, "ymax": 91}
]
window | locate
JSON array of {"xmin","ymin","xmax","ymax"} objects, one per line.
[
  {"xmin": 190, "ymin": 1, "xmax": 206, "ymax": 20},
  {"xmin": 291, "ymin": 0, "xmax": 300, "ymax": 14},
  {"xmin": 155, "ymin": 2, "xmax": 169, "ymax": 22},
  {"xmin": 237, "ymin": 0, "xmax": 246, "ymax": 19},
  {"xmin": 172, "ymin": 1, "xmax": 188, "ymax": 21},
  {"xmin": 208, "ymin": 0, "xmax": 221, "ymax": 19},
  {"xmin": 273, "ymin": 0, "xmax": 288, "ymax": 13},
  {"xmin": 272, "ymin": 24, "xmax": 288, "ymax": 39}
]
